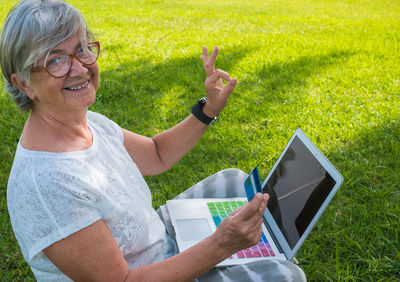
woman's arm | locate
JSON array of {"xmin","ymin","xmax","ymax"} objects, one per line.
[
  {"xmin": 123, "ymin": 47, "xmax": 237, "ymax": 176},
  {"xmin": 43, "ymin": 193, "xmax": 269, "ymax": 282}
]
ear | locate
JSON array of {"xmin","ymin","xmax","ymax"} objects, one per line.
[{"xmin": 10, "ymin": 74, "xmax": 36, "ymax": 100}]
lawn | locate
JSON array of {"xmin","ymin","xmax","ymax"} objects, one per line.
[{"xmin": 1, "ymin": 0, "xmax": 399, "ymax": 280}]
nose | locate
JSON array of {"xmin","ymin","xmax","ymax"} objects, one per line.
[{"xmin": 68, "ymin": 56, "xmax": 88, "ymax": 77}]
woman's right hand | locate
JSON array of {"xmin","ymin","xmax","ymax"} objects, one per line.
[{"xmin": 210, "ymin": 193, "xmax": 270, "ymax": 257}]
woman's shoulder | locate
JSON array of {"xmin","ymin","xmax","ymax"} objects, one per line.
[
  {"xmin": 8, "ymin": 146, "xmax": 86, "ymax": 191},
  {"xmin": 8, "ymin": 139, "xmax": 103, "ymax": 193},
  {"xmin": 87, "ymin": 110, "xmax": 123, "ymax": 141},
  {"xmin": 7, "ymin": 146, "xmax": 100, "ymax": 223}
]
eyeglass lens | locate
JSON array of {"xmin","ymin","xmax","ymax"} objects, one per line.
[{"xmin": 46, "ymin": 43, "xmax": 99, "ymax": 78}]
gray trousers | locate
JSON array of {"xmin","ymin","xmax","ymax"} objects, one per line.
[{"xmin": 158, "ymin": 168, "xmax": 306, "ymax": 282}]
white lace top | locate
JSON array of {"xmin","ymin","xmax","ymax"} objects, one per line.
[{"xmin": 7, "ymin": 111, "xmax": 168, "ymax": 281}]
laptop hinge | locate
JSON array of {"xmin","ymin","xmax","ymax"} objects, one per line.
[{"xmin": 263, "ymin": 217, "xmax": 285, "ymax": 256}]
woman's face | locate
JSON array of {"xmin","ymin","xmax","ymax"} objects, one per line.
[{"xmin": 27, "ymin": 34, "xmax": 99, "ymax": 115}]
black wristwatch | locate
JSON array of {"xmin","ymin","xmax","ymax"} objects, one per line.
[{"xmin": 191, "ymin": 97, "xmax": 218, "ymax": 125}]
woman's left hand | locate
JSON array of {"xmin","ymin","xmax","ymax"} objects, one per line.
[{"xmin": 200, "ymin": 46, "xmax": 237, "ymax": 118}]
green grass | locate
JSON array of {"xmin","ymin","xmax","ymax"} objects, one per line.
[{"xmin": 1, "ymin": 0, "xmax": 400, "ymax": 280}]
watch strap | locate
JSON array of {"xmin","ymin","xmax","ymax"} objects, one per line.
[{"xmin": 191, "ymin": 97, "xmax": 218, "ymax": 125}]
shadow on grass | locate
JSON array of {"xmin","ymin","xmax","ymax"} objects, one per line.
[
  {"xmin": 299, "ymin": 119, "xmax": 400, "ymax": 280},
  {"xmin": 94, "ymin": 45, "xmax": 257, "ymax": 123},
  {"xmin": 94, "ymin": 46, "xmax": 357, "ymax": 130},
  {"xmin": 0, "ymin": 95, "xmax": 27, "ymax": 184},
  {"xmin": 0, "ymin": 96, "xmax": 32, "ymax": 279},
  {"xmin": 236, "ymin": 49, "xmax": 357, "ymax": 106}
]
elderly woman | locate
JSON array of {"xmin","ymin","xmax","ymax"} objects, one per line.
[{"xmin": 2, "ymin": 0, "xmax": 306, "ymax": 281}]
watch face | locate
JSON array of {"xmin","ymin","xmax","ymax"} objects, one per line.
[{"xmin": 199, "ymin": 97, "xmax": 207, "ymax": 106}]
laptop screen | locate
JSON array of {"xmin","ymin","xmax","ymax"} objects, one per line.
[{"xmin": 262, "ymin": 136, "xmax": 337, "ymax": 249}]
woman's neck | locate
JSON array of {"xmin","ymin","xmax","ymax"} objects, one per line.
[{"xmin": 20, "ymin": 106, "xmax": 93, "ymax": 152}]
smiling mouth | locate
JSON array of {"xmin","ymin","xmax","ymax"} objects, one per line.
[{"xmin": 65, "ymin": 80, "xmax": 90, "ymax": 91}]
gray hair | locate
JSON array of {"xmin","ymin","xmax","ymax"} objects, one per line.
[{"xmin": 0, "ymin": 0, "xmax": 95, "ymax": 111}]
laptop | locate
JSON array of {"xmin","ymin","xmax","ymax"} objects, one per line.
[{"xmin": 166, "ymin": 128, "xmax": 343, "ymax": 266}]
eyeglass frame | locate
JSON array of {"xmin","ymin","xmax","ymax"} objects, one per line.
[{"xmin": 31, "ymin": 41, "xmax": 100, "ymax": 78}]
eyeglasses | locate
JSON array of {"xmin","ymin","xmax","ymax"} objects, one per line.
[{"xmin": 32, "ymin": 42, "xmax": 100, "ymax": 78}]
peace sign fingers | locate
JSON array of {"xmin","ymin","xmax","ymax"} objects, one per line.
[{"xmin": 200, "ymin": 46, "xmax": 218, "ymax": 77}]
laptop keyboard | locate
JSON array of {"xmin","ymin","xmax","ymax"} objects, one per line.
[{"xmin": 207, "ymin": 200, "xmax": 276, "ymax": 259}]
